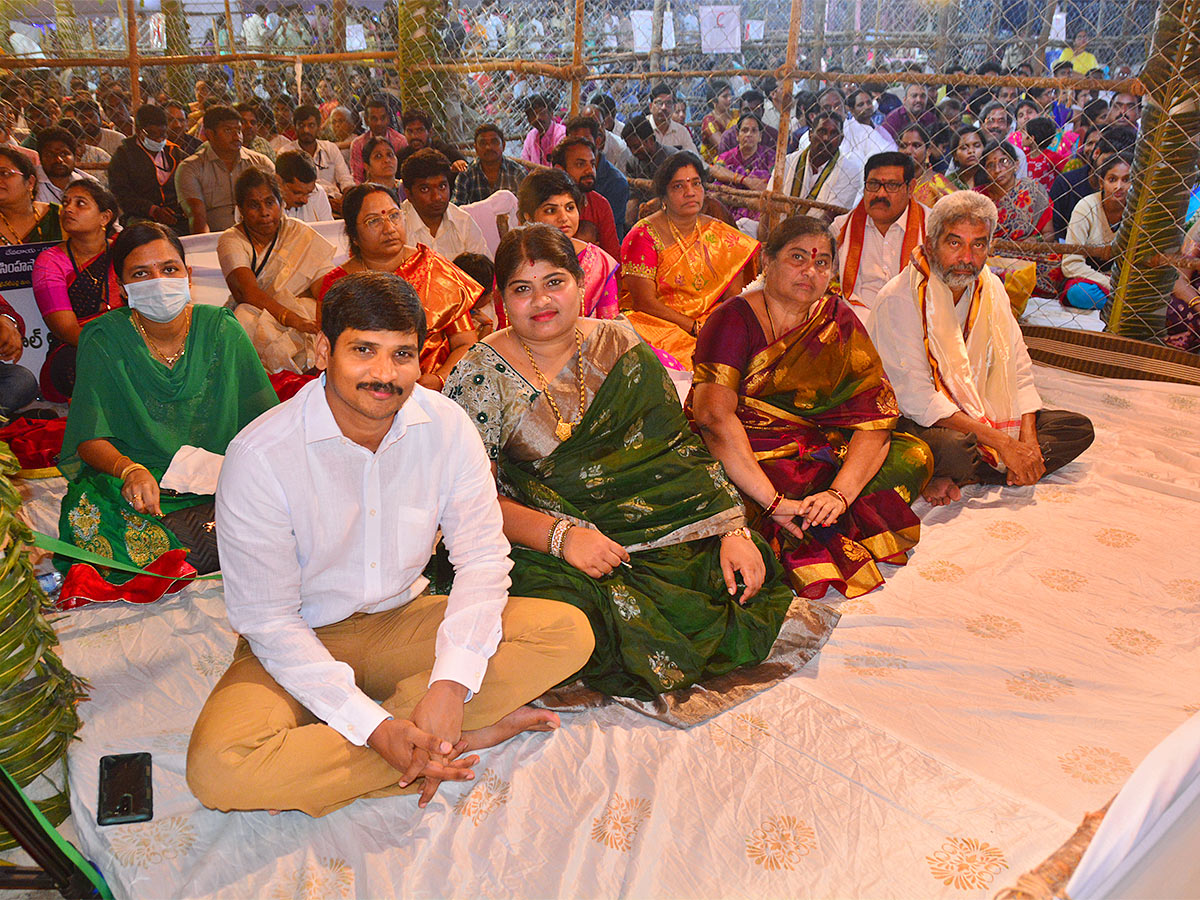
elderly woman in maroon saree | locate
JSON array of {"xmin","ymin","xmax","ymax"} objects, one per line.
[{"xmin": 690, "ymin": 215, "xmax": 933, "ymax": 599}]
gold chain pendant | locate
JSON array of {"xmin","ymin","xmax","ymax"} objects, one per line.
[{"xmin": 555, "ymin": 420, "xmax": 574, "ymax": 441}]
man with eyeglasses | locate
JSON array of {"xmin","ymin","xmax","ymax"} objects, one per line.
[
  {"xmin": 869, "ymin": 191, "xmax": 1094, "ymax": 506},
  {"xmin": 647, "ymin": 83, "xmax": 697, "ymax": 154},
  {"xmin": 832, "ymin": 152, "xmax": 928, "ymax": 321}
]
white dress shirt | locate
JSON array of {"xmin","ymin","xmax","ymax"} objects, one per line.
[
  {"xmin": 278, "ymin": 138, "xmax": 355, "ymax": 197},
  {"xmin": 400, "ymin": 199, "xmax": 489, "ymax": 260},
  {"xmin": 781, "ymin": 148, "xmax": 863, "ymax": 213},
  {"xmin": 652, "ymin": 118, "xmax": 698, "ymax": 154},
  {"xmin": 216, "ymin": 378, "xmax": 512, "ymax": 746},
  {"xmin": 831, "ymin": 202, "xmax": 929, "ymax": 319},
  {"xmin": 868, "ymin": 265, "xmax": 1041, "ymax": 427},
  {"xmin": 285, "ymin": 183, "xmax": 334, "ymax": 223}
]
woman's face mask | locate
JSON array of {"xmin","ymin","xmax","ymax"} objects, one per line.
[
  {"xmin": 125, "ymin": 276, "xmax": 191, "ymax": 323},
  {"xmin": 141, "ymin": 135, "xmax": 167, "ymax": 154}
]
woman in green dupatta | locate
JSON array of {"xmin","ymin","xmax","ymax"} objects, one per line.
[
  {"xmin": 55, "ymin": 222, "xmax": 277, "ymax": 609},
  {"xmin": 691, "ymin": 216, "xmax": 932, "ymax": 600},
  {"xmin": 444, "ymin": 223, "xmax": 797, "ymax": 701}
]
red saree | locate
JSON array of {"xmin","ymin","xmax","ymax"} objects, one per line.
[{"xmin": 691, "ymin": 293, "xmax": 933, "ymax": 599}]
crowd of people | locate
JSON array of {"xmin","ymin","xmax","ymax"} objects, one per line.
[{"xmin": 5, "ymin": 35, "xmax": 1193, "ymax": 817}]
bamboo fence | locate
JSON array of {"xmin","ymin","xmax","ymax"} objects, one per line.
[{"xmin": 1, "ymin": 0, "xmax": 1197, "ymax": 337}]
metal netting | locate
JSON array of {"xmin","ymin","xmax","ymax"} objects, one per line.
[{"xmin": 0, "ymin": 0, "xmax": 1196, "ymax": 349}]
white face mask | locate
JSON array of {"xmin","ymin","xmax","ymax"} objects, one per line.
[
  {"xmin": 141, "ymin": 136, "xmax": 167, "ymax": 154},
  {"xmin": 125, "ymin": 277, "xmax": 191, "ymax": 323}
]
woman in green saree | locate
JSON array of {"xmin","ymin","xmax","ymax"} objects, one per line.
[
  {"xmin": 55, "ymin": 222, "xmax": 278, "ymax": 609},
  {"xmin": 444, "ymin": 223, "xmax": 803, "ymax": 701}
]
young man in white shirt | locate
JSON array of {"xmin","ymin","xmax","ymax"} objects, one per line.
[
  {"xmin": 868, "ymin": 191, "xmax": 1094, "ymax": 507},
  {"xmin": 279, "ymin": 104, "xmax": 355, "ymax": 212},
  {"xmin": 399, "ymin": 148, "xmax": 489, "ymax": 260},
  {"xmin": 831, "ymin": 152, "xmax": 928, "ymax": 320},
  {"xmin": 781, "ymin": 112, "xmax": 863, "ymax": 221},
  {"xmin": 188, "ymin": 272, "xmax": 593, "ymax": 817},
  {"xmin": 275, "ymin": 149, "xmax": 334, "ymax": 222}
]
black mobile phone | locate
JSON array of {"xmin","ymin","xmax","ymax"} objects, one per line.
[{"xmin": 97, "ymin": 752, "xmax": 153, "ymax": 826}]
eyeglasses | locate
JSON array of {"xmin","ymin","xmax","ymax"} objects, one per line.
[
  {"xmin": 0, "ymin": 169, "xmax": 25, "ymax": 179},
  {"xmin": 864, "ymin": 179, "xmax": 908, "ymax": 193},
  {"xmin": 984, "ymin": 156, "xmax": 1015, "ymax": 171},
  {"xmin": 361, "ymin": 210, "xmax": 403, "ymax": 230}
]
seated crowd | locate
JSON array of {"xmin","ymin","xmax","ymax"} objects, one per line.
[{"xmin": 0, "ymin": 60, "xmax": 1131, "ymax": 817}]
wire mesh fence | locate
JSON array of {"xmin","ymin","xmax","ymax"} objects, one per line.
[{"xmin": 0, "ymin": 0, "xmax": 1196, "ymax": 349}]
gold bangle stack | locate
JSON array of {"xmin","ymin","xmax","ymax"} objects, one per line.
[{"xmin": 548, "ymin": 518, "xmax": 574, "ymax": 559}]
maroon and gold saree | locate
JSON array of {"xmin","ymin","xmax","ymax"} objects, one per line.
[{"xmin": 691, "ymin": 293, "xmax": 932, "ymax": 599}]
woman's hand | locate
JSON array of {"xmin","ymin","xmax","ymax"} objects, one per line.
[
  {"xmin": 719, "ymin": 533, "xmax": 765, "ymax": 605},
  {"xmin": 795, "ymin": 490, "xmax": 848, "ymax": 530},
  {"xmin": 121, "ymin": 467, "xmax": 163, "ymax": 517},
  {"xmin": 416, "ymin": 373, "xmax": 445, "ymax": 391},
  {"xmin": 562, "ymin": 526, "xmax": 629, "ymax": 578},
  {"xmin": 768, "ymin": 497, "xmax": 808, "ymax": 539}
]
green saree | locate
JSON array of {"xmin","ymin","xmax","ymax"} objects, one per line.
[
  {"xmin": 445, "ymin": 320, "xmax": 795, "ymax": 701},
  {"xmin": 55, "ymin": 305, "xmax": 277, "ymax": 608}
]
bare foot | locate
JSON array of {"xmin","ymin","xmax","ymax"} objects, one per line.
[
  {"xmin": 922, "ymin": 476, "xmax": 961, "ymax": 507},
  {"xmin": 461, "ymin": 706, "xmax": 560, "ymax": 752}
]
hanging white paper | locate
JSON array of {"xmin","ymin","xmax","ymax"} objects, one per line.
[
  {"xmin": 699, "ymin": 6, "xmax": 741, "ymax": 54},
  {"xmin": 630, "ymin": 9, "xmax": 676, "ymax": 53}
]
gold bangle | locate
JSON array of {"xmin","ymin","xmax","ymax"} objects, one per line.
[
  {"xmin": 722, "ymin": 526, "xmax": 752, "ymax": 541},
  {"xmin": 826, "ymin": 488, "xmax": 849, "ymax": 511},
  {"xmin": 112, "ymin": 454, "xmax": 130, "ymax": 478},
  {"xmin": 119, "ymin": 462, "xmax": 149, "ymax": 482}
]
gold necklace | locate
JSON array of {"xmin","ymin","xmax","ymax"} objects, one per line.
[
  {"xmin": 518, "ymin": 327, "xmax": 586, "ymax": 441},
  {"xmin": 132, "ymin": 306, "xmax": 191, "ymax": 368},
  {"xmin": 667, "ymin": 218, "xmax": 708, "ymax": 290}
]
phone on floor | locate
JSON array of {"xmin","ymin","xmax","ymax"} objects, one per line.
[{"xmin": 97, "ymin": 752, "xmax": 153, "ymax": 826}]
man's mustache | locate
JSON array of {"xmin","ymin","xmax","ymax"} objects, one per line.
[{"xmin": 358, "ymin": 381, "xmax": 403, "ymax": 395}]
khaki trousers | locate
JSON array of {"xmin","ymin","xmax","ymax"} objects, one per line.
[{"xmin": 186, "ymin": 594, "xmax": 593, "ymax": 817}]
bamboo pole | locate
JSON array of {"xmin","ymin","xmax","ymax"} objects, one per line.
[
  {"xmin": 570, "ymin": 0, "xmax": 584, "ymax": 115},
  {"xmin": 224, "ymin": 0, "xmax": 244, "ymax": 101},
  {"xmin": 649, "ymin": 0, "xmax": 665, "ymax": 72},
  {"xmin": 811, "ymin": 0, "xmax": 827, "ymax": 84},
  {"xmin": 764, "ymin": 0, "xmax": 805, "ymax": 235},
  {"xmin": 126, "ymin": 0, "xmax": 140, "ymax": 110}
]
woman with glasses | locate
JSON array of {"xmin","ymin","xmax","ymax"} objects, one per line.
[
  {"xmin": 622, "ymin": 151, "xmax": 759, "ymax": 370},
  {"xmin": 0, "ymin": 146, "xmax": 61, "ymax": 245},
  {"xmin": 977, "ymin": 139, "xmax": 1057, "ymax": 293},
  {"xmin": 317, "ymin": 183, "xmax": 480, "ymax": 389},
  {"xmin": 217, "ymin": 169, "xmax": 336, "ymax": 373},
  {"xmin": 689, "ymin": 215, "xmax": 931, "ymax": 600}
]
